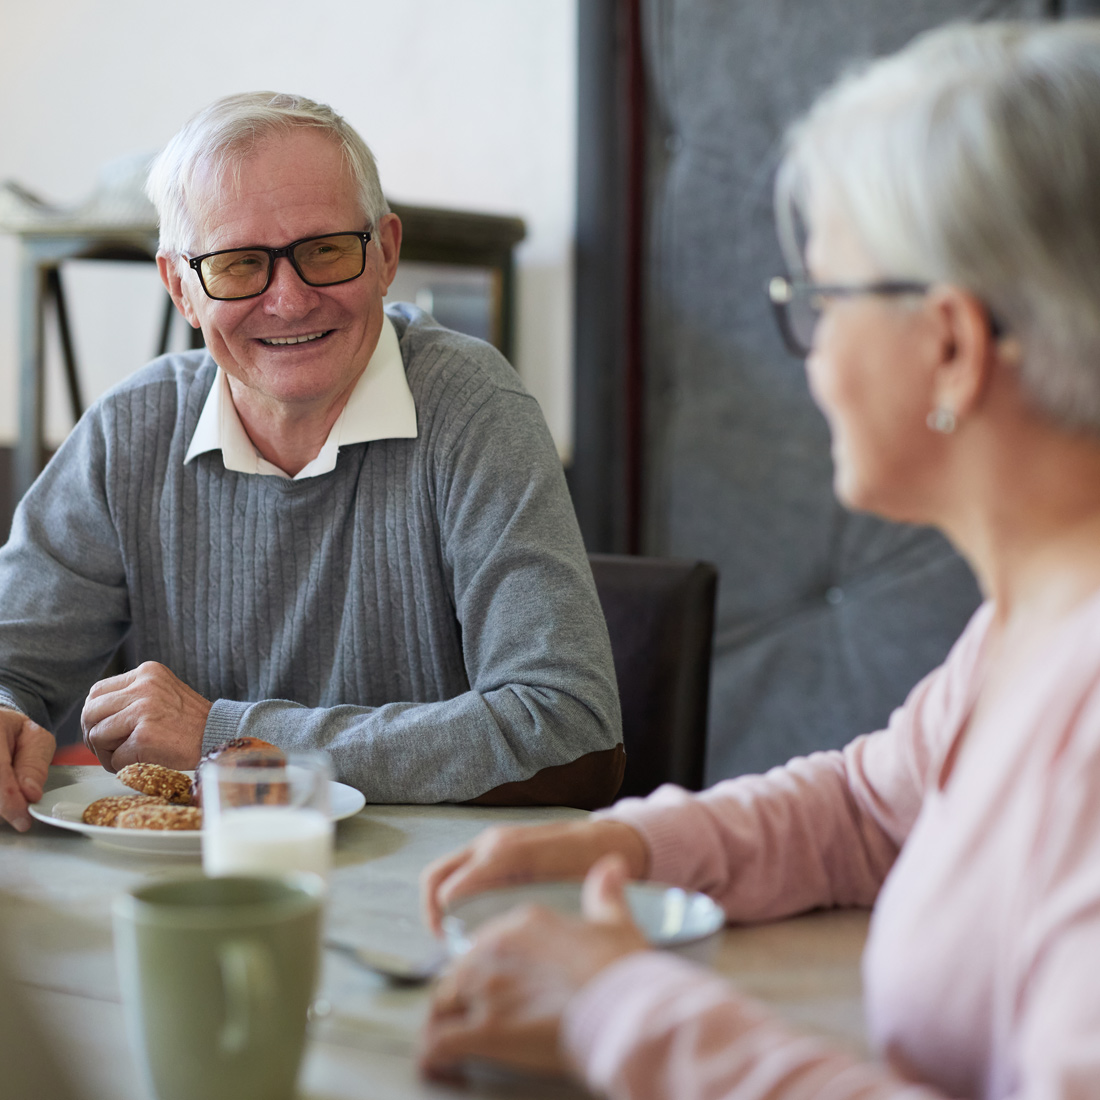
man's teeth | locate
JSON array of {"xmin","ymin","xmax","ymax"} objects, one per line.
[{"xmin": 261, "ymin": 332, "xmax": 327, "ymax": 345}]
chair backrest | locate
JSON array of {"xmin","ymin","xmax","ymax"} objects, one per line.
[{"xmin": 589, "ymin": 554, "xmax": 718, "ymax": 800}]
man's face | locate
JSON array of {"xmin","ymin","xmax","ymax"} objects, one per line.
[{"xmin": 160, "ymin": 128, "xmax": 400, "ymax": 422}]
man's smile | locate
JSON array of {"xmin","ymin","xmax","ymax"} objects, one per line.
[{"xmin": 259, "ymin": 330, "xmax": 332, "ymax": 346}]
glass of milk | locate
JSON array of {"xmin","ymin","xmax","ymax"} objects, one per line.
[{"xmin": 201, "ymin": 751, "xmax": 334, "ymax": 882}]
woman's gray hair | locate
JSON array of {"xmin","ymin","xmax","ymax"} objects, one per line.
[
  {"xmin": 775, "ymin": 20, "xmax": 1100, "ymax": 433},
  {"xmin": 145, "ymin": 91, "xmax": 390, "ymax": 259}
]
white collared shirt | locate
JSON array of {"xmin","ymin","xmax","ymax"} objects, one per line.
[{"xmin": 184, "ymin": 316, "xmax": 417, "ymax": 479}]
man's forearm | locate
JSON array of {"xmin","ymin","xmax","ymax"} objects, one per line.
[{"xmin": 200, "ymin": 687, "xmax": 622, "ymax": 805}]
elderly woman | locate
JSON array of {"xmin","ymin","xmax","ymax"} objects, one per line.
[{"xmin": 419, "ymin": 20, "xmax": 1100, "ymax": 1100}]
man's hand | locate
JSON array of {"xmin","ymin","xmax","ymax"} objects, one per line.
[
  {"xmin": 81, "ymin": 662, "xmax": 212, "ymax": 773},
  {"xmin": 420, "ymin": 855, "xmax": 649, "ymax": 1082},
  {"xmin": 0, "ymin": 709, "xmax": 55, "ymax": 832},
  {"xmin": 420, "ymin": 819, "xmax": 650, "ymax": 936}
]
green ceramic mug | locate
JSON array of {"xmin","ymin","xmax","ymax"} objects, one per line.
[{"xmin": 113, "ymin": 873, "xmax": 324, "ymax": 1100}]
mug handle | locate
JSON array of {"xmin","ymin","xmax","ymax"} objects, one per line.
[{"xmin": 218, "ymin": 940, "xmax": 276, "ymax": 1054}]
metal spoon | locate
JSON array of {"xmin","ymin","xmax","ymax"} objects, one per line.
[{"xmin": 324, "ymin": 938, "xmax": 448, "ymax": 985}]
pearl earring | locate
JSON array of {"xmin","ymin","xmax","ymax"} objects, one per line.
[{"xmin": 926, "ymin": 407, "xmax": 957, "ymax": 434}]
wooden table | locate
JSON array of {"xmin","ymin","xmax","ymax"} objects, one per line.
[{"xmin": 0, "ymin": 767, "xmax": 869, "ymax": 1099}]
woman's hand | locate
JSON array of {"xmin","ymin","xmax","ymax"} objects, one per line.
[
  {"xmin": 420, "ymin": 854, "xmax": 649, "ymax": 1082},
  {"xmin": 420, "ymin": 818, "xmax": 650, "ymax": 935}
]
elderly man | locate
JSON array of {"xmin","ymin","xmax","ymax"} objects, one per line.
[{"xmin": 0, "ymin": 92, "xmax": 623, "ymax": 831}]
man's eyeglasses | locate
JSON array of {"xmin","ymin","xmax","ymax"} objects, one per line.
[
  {"xmin": 185, "ymin": 231, "xmax": 373, "ymax": 301},
  {"xmin": 767, "ymin": 275, "xmax": 930, "ymax": 358}
]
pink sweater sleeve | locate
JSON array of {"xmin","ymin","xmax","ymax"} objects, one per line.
[
  {"xmin": 564, "ymin": 952, "xmax": 945, "ymax": 1100},
  {"xmin": 565, "ymin": 915, "xmax": 1100, "ymax": 1100},
  {"xmin": 597, "ymin": 605, "xmax": 989, "ymax": 921}
]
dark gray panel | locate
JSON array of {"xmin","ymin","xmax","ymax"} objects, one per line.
[
  {"xmin": 638, "ymin": 0, "xmax": 1044, "ymax": 779},
  {"xmin": 574, "ymin": 0, "xmax": 633, "ymax": 551}
]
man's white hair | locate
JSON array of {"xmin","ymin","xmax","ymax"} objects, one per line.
[
  {"xmin": 145, "ymin": 91, "xmax": 390, "ymax": 259},
  {"xmin": 776, "ymin": 20, "xmax": 1100, "ymax": 432}
]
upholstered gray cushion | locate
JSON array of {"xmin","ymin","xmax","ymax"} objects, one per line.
[{"xmin": 638, "ymin": 0, "xmax": 1056, "ymax": 780}]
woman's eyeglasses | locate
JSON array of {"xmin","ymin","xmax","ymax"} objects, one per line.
[{"xmin": 767, "ymin": 275, "xmax": 931, "ymax": 358}]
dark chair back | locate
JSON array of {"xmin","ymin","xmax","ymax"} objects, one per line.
[{"xmin": 589, "ymin": 554, "xmax": 718, "ymax": 800}]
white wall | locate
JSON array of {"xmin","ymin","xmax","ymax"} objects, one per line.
[{"xmin": 0, "ymin": 0, "xmax": 576, "ymax": 456}]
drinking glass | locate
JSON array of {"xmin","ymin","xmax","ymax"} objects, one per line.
[{"xmin": 201, "ymin": 751, "xmax": 334, "ymax": 880}]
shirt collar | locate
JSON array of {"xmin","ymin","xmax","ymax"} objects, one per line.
[{"xmin": 184, "ymin": 315, "xmax": 416, "ymax": 479}]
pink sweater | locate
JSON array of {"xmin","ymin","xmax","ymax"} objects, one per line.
[{"xmin": 564, "ymin": 594, "xmax": 1100, "ymax": 1099}]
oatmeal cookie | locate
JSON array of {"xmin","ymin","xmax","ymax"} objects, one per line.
[
  {"xmin": 114, "ymin": 803, "xmax": 203, "ymax": 831},
  {"xmin": 82, "ymin": 794, "xmax": 167, "ymax": 827},
  {"xmin": 117, "ymin": 763, "xmax": 194, "ymax": 804}
]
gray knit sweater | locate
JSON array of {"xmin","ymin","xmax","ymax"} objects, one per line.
[{"xmin": 0, "ymin": 304, "xmax": 621, "ymax": 802}]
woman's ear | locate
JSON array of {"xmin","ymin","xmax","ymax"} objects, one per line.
[{"xmin": 925, "ymin": 285, "xmax": 1000, "ymax": 420}]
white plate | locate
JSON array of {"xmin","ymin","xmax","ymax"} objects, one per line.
[{"xmin": 28, "ymin": 773, "xmax": 366, "ymax": 855}]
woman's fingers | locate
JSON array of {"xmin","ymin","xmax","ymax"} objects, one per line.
[
  {"xmin": 420, "ymin": 891, "xmax": 652, "ymax": 1085},
  {"xmin": 581, "ymin": 853, "xmax": 634, "ymax": 926},
  {"xmin": 420, "ymin": 820, "xmax": 652, "ymax": 936},
  {"xmin": 420, "ymin": 846, "xmax": 478, "ymax": 933}
]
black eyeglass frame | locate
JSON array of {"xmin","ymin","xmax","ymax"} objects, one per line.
[
  {"xmin": 767, "ymin": 275, "xmax": 931, "ymax": 358},
  {"xmin": 185, "ymin": 230, "xmax": 374, "ymax": 301}
]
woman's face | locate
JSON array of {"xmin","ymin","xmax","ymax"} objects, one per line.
[{"xmin": 804, "ymin": 206, "xmax": 944, "ymax": 522}]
